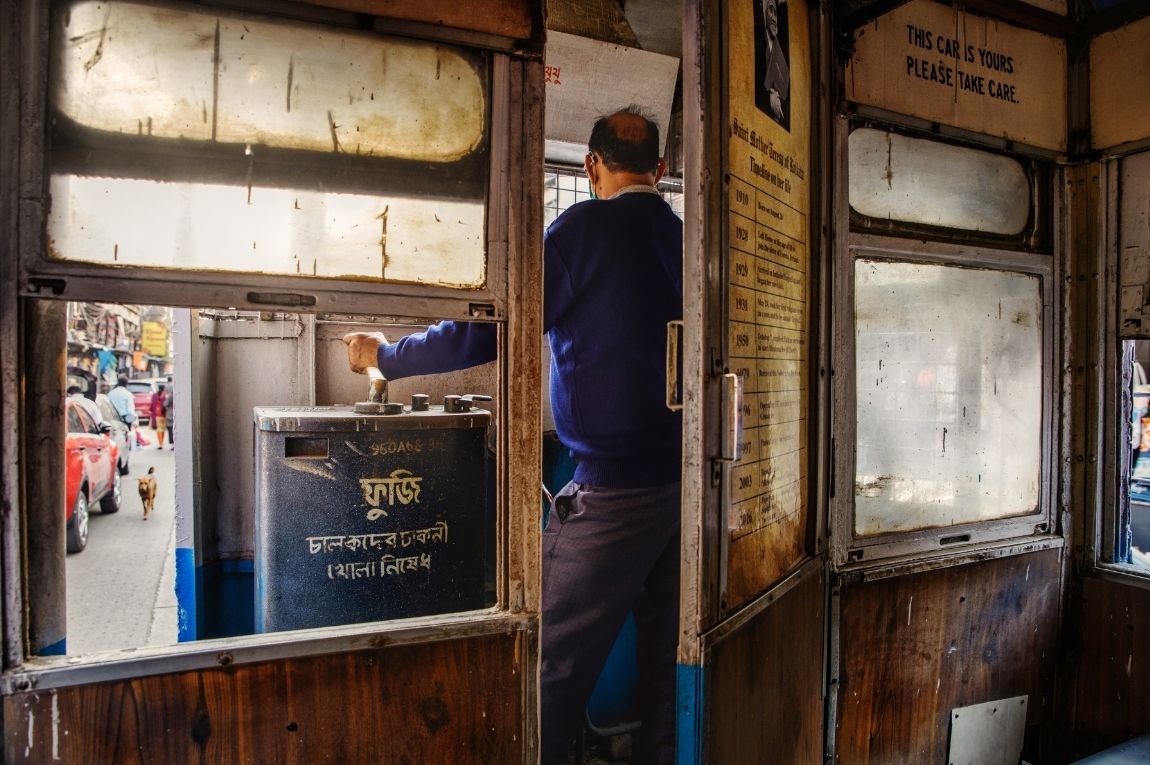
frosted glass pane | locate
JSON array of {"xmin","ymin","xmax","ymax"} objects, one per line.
[
  {"xmin": 854, "ymin": 260, "xmax": 1042, "ymax": 535},
  {"xmin": 54, "ymin": 1, "xmax": 486, "ymax": 162},
  {"xmin": 849, "ymin": 129, "xmax": 1030, "ymax": 236},
  {"xmin": 48, "ymin": 176, "xmax": 486, "ymax": 287}
]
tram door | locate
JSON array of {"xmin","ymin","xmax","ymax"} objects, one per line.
[
  {"xmin": 0, "ymin": 1, "xmax": 546, "ymax": 762},
  {"xmin": 677, "ymin": 0, "xmax": 828, "ymax": 761}
]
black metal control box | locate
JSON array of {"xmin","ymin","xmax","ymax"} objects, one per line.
[{"xmin": 254, "ymin": 404, "xmax": 489, "ymax": 632}]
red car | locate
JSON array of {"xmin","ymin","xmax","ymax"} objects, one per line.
[
  {"xmin": 65, "ymin": 399, "xmax": 122, "ymax": 553},
  {"xmin": 127, "ymin": 379, "xmax": 158, "ymax": 428}
]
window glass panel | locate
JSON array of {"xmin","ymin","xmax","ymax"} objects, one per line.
[
  {"xmin": 854, "ymin": 260, "xmax": 1042, "ymax": 535},
  {"xmin": 848, "ymin": 128, "xmax": 1030, "ymax": 236},
  {"xmin": 55, "ymin": 1, "xmax": 486, "ymax": 161},
  {"xmin": 48, "ymin": 176, "xmax": 486, "ymax": 287},
  {"xmin": 48, "ymin": 1, "xmax": 489, "ymax": 288}
]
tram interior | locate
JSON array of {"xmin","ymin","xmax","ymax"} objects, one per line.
[{"xmin": 3, "ymin": 0, "xmax": 1150, "ymax": 763}]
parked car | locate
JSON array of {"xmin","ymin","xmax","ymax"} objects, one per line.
[
  {"xmin": 65, "ymin": 399, "xmax": 122, "ymax": 553},
  {"xmin": 66, "ymin": 366, "xmax": 98, "ymax": 401},
  {"xmin": 127, "ymin": 378, "xmax": 158, "ymax": 427},
  {"xmin": 95, "ymin": 394, "xmax": 131, "ymax": 476}
]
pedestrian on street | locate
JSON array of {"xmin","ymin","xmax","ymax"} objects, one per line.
[
  {"xmin": 163, "ymin": 382, "xmax": 175, "ymax": 448},
  {"xmin": 107, "ymin": 375, "xmax": 137, "ymax": 445},
  {"xmin": 150, "ymin": 383, "xmax": 169, "ymax": 449}
]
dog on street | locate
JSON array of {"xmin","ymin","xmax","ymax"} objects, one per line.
[{"xmin": 137, "ymin": 467, "xmax": 156, "ymax": 520}]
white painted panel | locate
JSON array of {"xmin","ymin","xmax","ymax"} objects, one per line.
[{"xmin": 544, "ymin": 31, "xmax": 680, "ymax": 163}]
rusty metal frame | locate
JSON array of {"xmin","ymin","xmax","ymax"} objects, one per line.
[
  {"xmin": 830, "ymin": 160, "xmax": 1063, "ymax": 567},
  {"xmin": 678, "ymin": 0, "xmax": 724, "ymax": 671}
]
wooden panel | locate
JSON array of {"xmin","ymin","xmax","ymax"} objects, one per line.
[
  {"xmin": 1069, "ymin": 576, "xmax": 1150, "ymax": 757},
  {"xmin": 545, "ymin": 0, "xmax": 639, "ymax": 47},
  {"xmin": 706, "ymin": 563, "xmax": 825, "ymax": 764},
  {"xmin": 1090, "ymin": 15, "xmax": 1150, "ymax": 150},
  {"xmin": 4, "ymin": 633, "xmax": 524, "ymax": 764},
  {"xmin": 835, "ymin": 549, "xmax": 1061, "ymax": 764},
  {"xmin": 303, "ymin": 0, "xmax": 534, "ymax": 41}
]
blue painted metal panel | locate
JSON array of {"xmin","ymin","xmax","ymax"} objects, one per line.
[
  {"xmin": 197, "ymin": 559, "xmax": 255, "ymax": 639},
  {"xmin": 676, "ymin": 662, "xmax": 703, "ymax": 765},
  {"xmin": 174, "ymin": 546, "xmax": 196, "ymax": 642},
  {"xmin": 37, "ymin": 637, "xmax": 66, "ymax": 656}
]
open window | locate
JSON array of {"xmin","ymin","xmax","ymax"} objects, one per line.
[
  {"xmin": 1104, "ymin": 149, "xmax": 1150, "ymax": 576},
  {"xmin": 9, "ymin": 0, "xmax": 540, "ymax": 689}
]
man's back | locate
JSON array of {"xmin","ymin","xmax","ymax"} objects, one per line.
[
  {"xmin": 108, "ymin": 385, "xmax": 135, "ymax": 422},
  {"xmin": 543, "ymin": 191, "xmax": 683, "ymax": 488}
]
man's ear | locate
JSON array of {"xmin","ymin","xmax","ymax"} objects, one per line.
[
  {"xmin": 654, "ymin": 158, "xmax": 667, "ymax": 184},
  {"xmin": 584, "ymin": 152, "xmax": 600, "ymax": 189}
]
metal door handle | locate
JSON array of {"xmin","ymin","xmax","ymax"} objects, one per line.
[
  {"xmin": 666, "ymin": 320, "xmax": 683, "ymax": 412},
  {"xmin": 720, "ymin": 373, "xmax": 744, "ymax": 462}
]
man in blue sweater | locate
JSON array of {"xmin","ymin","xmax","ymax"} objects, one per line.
[{"xmin": 344, "ymin": 108, "xmax": 683, "ymax": 764}]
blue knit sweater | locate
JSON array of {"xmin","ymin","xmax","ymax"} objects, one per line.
[{"xmin": 378, "ymin": 191, "xmax": 683, "ymax": 489}]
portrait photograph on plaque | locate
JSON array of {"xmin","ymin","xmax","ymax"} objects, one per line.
[{"xmin": 754, "ymin": 0, "xmax": 791, "ymax": 131}]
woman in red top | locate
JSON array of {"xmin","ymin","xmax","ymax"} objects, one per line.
[{"xmin": 149, "ymin": 384, "xmax": 169, "ymax": 449}]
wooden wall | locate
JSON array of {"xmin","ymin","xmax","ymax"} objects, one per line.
[
  {"xmin": 705, "ymin": 562, "xmax": 825, "ymax": 764},
  {"xmin": 302, "ymin": 0, "xmax": 535, "ymax": 40},
  {"xmin": 1067, "ymin": 575, "xmax": 1150, "ymax": 759},
  {"xmin": 835, "ymin": 549, "xmax": 1062, "ymax": 764},
  {"xmin": 4, "ymin": 633, "xmax": 525, "ymax": 764}
]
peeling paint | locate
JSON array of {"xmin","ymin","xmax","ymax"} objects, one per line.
[
  {"xmin": 51, "ymin": 691, "xmax": 60, "ymax": 760},
  {"xmin": 284, "ymin": 460, "xmax": 336, "ymax": 481},
  {"xmin": 26, "ymin": 709, "xmax": 34, "ymax": 758},
  {"xmin": 327, "ymin": 110, "xmax": 342, "ymax": 152},
  {"xmin": 286, "ymin": 55, "xmax": 295, "ymax": 112},
  {"xmin": 884, "ymin": 130, "xmax": 894, "ymax": 189},
  {"xmin": 379, "ymin": 205, "xmax": 390, "ymax": 278},
  {"xmin": 80, "ymin": 16, "xmax": 109, "ymax": 72}
]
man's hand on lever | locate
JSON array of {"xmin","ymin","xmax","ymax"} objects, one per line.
[{"xmin": 342, "ymin": 331, "xmax": 387, "ymax": 374}]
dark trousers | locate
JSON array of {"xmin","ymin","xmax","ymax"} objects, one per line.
[{"xmin": 540, "ymin": 480, "xmax": 681, "ymax": 765}]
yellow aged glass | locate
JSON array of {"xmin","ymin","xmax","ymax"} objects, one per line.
[{"xmin": 48, "ymin": 1, "xmax": 490, "ymax": 288}]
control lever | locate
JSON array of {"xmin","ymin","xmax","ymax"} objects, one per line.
[
  {"xmin": 353, "ymin": 366, "xmax": 393, "ymax": 414},
  {"xmin": 443, "ymin": 394, "xmax": 493, "ymax": 413}
]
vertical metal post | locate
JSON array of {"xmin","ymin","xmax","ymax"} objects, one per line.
[
  {"xmin": 172, "ymin": 308, "xmax": 197, "ymax": 641},
  {"xmin": 25, "ymin": 299, "xmax": 68, "ymax": 656}
]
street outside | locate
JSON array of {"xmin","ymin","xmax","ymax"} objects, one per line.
[{"xmin": 65, "ymin": 426, "xmax": 178, "ymax": 656}]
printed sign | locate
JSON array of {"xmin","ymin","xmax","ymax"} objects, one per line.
[
  {"xmin": 140, "ymin": 321, "xmax": 168, "ymax": 357},
  {"xmin": 544, "ymin": 31, "xmax": 680, "ymax": 163},
  {"xmin": 725, "ymin": 0, "xmax": 812, "ymax": 608},
  {"xmin": 848, "ymin": 0, "xmax": 1067, "ymax": 151}
]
